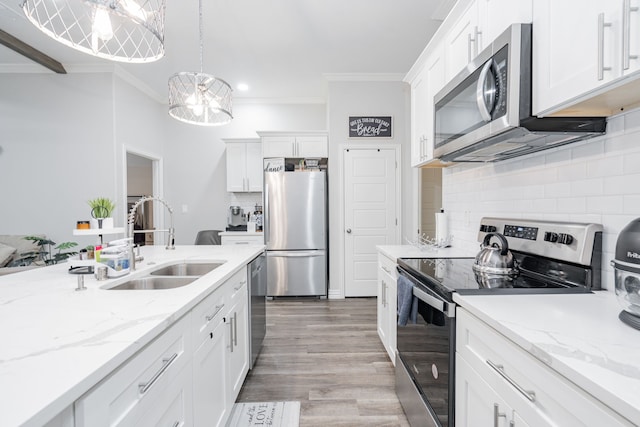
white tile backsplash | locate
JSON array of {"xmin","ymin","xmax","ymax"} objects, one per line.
[{"xmin": 443, "ymin": 108, "xmax": 640, "ymax": 292}]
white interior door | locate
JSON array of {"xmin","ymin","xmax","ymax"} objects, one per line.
[{"xmin": 344, "ymin": 148, "xmax": 398, "ymax": 297}]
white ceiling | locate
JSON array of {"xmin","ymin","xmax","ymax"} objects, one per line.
[{"xmin": 0, "ymin": 0, "xmax": 454, "ymax": 103}]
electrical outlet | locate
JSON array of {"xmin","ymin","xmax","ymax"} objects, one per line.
[{"xmin": 181, "ymin": 204, "xmax": 188, "ymax": 213}]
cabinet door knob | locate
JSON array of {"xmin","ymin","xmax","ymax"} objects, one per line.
[{"xmin": 346, "ymin": 228, "xmax": 352, "ymax": 234}]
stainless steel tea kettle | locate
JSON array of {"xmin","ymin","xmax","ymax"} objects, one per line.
[{"xmin": 472, "ymin": 232, "xmax": 518, "ymax": 287}]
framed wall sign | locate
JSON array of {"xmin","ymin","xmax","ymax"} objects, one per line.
[{"xmin": 348, "ymin": 116, "xmax": 392, "ymax": 138}]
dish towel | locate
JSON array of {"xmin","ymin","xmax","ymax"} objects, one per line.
[{"xmin": 397, "ymin": 275, "xmax": 418, "ymax": 325}]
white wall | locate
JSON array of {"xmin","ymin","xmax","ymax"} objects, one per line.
[
  {"xmin": 0, "ymin": 70, "xmax": 325, "ymax": 250},
  {"xmin": 0, "ymin": 73, "xmax": 117, "ymax": 248},
  {"xmin": 327, "ymin": 80, "xmax": 414, "ymax": 298},
  {"xmin": 443, "ymin": 109, "xmax": 640, "ymax": 292},
  {"xmin": 163, "ymin": 103, "xmax": 326, "ymax": 244}
]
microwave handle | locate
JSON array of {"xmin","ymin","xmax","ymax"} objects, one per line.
[{"xmin": 476, "ymin": 60, "xmax": 496, "ymax": 122}]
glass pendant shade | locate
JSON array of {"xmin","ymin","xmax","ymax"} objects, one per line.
[
  {"xmin": 167, "ymin": 0, "xmax": 232, "ymax": 126},
  {"xmin": 21, "ymin": 0, "xmax": 165, "ymax": 63},
  {"xmin": 168, "ymin": 72, "xmax": 232, "ymax": 126}
]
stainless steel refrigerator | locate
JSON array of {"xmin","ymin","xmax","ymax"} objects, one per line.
[{"xmin": 264, "ymin": 170, "xmax": 327, "ymax": 296}]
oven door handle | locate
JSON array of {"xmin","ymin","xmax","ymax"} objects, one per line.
[{"xmin": 412, "ymin": 286, "xmax": 455, "ymax": 318}]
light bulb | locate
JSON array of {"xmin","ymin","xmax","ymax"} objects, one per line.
[
  {"xmin": 208, "ymin": 98, "xmax": 221, "ymax": 110},
  {"xmin": 121, "ymin": 0, "xmax": 147, "ymax": 22},
  {"xmin": 92, "ymin": 8, "xmax": 114, "ymax": 41},
  {"xmin": 186, "ymin": 93, "xmax": 204, "ymax": 117}
]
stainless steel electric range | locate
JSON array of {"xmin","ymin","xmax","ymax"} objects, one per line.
[{"xmin": 395, "ymin": 217, "xmax": 603, "ymax": 427}]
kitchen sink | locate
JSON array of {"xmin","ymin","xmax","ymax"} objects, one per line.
[
  {"xmin": 106, "ymin": 276, "xmax": 196, "ymax": 290},
  {"xmin": 148, "ymin": 262, "xmax": 224, "ymax": 276}
]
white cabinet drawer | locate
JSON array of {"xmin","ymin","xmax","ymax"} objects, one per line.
[
  {"xmin": 378, "ymin": 253, "xmax": 398, "ymax": 280},
  {"xmin": 192, "ymin": 285, "xmax": 227, "ymax": 347},
  {"xmin": 75, "ymin": 314, "xmax": 192, "ymax": 427},
  {"xmin": 133, "ymin": 362, "xmax": 193, "ymax": 427},
  {"xmin": 220, "ymin": 235, "xmax": 264, "ymax": 245},
  {"xmin": 457, "ymin": 309, "xmax": 632, "ymax": 426},
  {"xmin": 226, "ymin": 268, "xmax": 248, "ymax": 307}
]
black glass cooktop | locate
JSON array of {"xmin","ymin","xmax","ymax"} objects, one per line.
[{"xmin": 397, "ymin": 257, "xmax": 591, "ymax": 301}]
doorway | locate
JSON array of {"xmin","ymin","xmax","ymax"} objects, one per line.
[
  {"xmin": 126, "ymin": 151, "xmax": 161, "ymax": 246},
  {"xmin": 342, "ymin": 146, "xmax": 400, "ymax": 297}
]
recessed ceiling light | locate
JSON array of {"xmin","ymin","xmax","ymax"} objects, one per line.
[{"xmin": 237, "ymin": 83, "xmax": 249, "ymax": 91}]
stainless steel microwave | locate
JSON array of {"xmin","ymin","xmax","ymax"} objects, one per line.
[{"xmin": 433, "ymin": 23, "xmax": 606, "ymax": 163}]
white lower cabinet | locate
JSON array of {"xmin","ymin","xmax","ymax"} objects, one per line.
[
  {"xmin": 456, "ymin": 356, "xmax": 531, "ymax": 427},
  {"xmin": 135, "ymin": 363, "xmax": 193, "ymax": 427},
  {"xmin": 377, "ymin": 252, "xmax": 397, "ymax": 364},
  {"xmin": 75, "ymin": 267, "xmax": 251, "ymax": 427},
  {"xmin": 224, "ymin": 271, "xmax": 249, "ymax": 406},
  {"xmin": 192, "ymin": 285, "xmax": 228, "ymax": 427},
  {"xmin": 75, "ymin": 314, "xmax": 192, "ymax": 427},
  {"xmin": 456, "ymin": 308, "xmax": 633, "ymax": 426}
]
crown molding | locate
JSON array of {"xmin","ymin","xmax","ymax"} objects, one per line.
[
  {"xmin": 323, "ymin": 73, "xmax": 405, "ymax": 82},
  {"xmin": 233, "ymin": 97, "xmax": 326, "ymax": 105}
]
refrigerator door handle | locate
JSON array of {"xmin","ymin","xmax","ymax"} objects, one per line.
[
  {"xmin": 267, "ymin": 250, "xmax": 325, "ymax": 258},
  {"xmin": 264, "ymin": 183, "xmax": 270, "ymax": 245}
]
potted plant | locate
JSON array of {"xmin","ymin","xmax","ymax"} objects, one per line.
[
  {"xmin": 87, "ymin": 197, "xmax": 116, "ymax": 229},
  {"xmin": 16, "ymin": 236, "xmax": 78, "ymax": 266}
]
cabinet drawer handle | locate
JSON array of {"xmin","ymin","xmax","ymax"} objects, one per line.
[
  {"xmin": 381, "ymin": 265, "xmax": 391, "ymax": 274},
  {"xmin": 235, "ymin": 241, "xmax": 250, "ymax": 245},
  {"xmin": 139, "ymin": 352, "xmax": 178, "ymax": 394},
  {"xmin": 172, "ymin": 422, "xmax": 180, "ymax": 427},
  {"xmin": 205, "ymin": 304, "xmax": 225, "ymax": 321},
  {"xmin": 487, "ymin": 359, "xmax": 536, "ymax": 402}
]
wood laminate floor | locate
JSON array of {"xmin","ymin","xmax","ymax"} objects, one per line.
[{"xmin": 236, "ymin": 298, "xmax": 410, "ymax": 427}]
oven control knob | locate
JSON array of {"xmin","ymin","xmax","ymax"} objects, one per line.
[
  {"xmin": 558, "ymin": 233, "xmax": 574, "ymax": 245},
  {"xmin": 544, "ymin": 232, "xmax": 558, "ymax": 242}
]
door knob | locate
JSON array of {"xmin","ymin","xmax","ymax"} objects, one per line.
[{"xmin": 346, "ymin": 228, "xmax": 352, "ymax": 233}]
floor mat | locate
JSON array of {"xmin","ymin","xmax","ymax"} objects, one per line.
[{"xmin": 227, "ymin": 401, "xmax": 300, "ymax": 427}]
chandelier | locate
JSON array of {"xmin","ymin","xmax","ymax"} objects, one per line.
[
  {"xmin": 22, "ymin": 0, "xmax": 165, "ymax": 63},
  {"xmin": 167, "ymin": 0, "xmax": 232, "ymax": 126}
]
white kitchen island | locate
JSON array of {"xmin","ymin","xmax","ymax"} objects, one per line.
[{"xmin": 0, "ymin": 244, "xmax": 264, "ymax": 427}]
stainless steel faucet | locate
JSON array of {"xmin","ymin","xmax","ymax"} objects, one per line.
[{"xmin": 127, "ymin": 196, "xmax": 176, "ymax": 270}]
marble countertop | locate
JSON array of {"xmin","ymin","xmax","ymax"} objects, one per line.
[
  {"xmin": 377, "ymin": 244, "xmax": 476, "ymax": 261},
  {"xmin": 0, "ymin": 244, "xmax": 264, "ymax": 427},
  {"xmin": 453, "ymin": 291, "xmax": 640, "ymax": 424}
]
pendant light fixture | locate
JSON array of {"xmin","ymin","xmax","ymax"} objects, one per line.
[
  {"xmin": 21, "ymin": 0, "xmax": 165, "ymax": 63},
  {"xmin": 167, "ymin": 0, "xmax": 232, "ymax": 126}
]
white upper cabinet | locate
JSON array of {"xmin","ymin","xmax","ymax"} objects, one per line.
[
  {"xmin": 259, "ymin": 131, "xmax": 328, "ymax": 158},
  {"xmin": 407, "ymin": 0, "xmax": 531, "ymax": 167},
  {"xmin": 477, "ymin": 0, "xmax": 533, "ymax": 52},
  {"xmin": 533, "ymin": 0, "xmax": 640, "ymax": 116},
  {"xmin": 445, "ymin": 0, "xmax": 532, "ymax": 81},
  {"xmin": 224, "ymin": 138, "xmax": 263, "ymax": 192},
  {"xmin": 410, "ymin": 43, "xmax": 446, "ymax": 167},
  {"xmin": 445, "ymin": 2, "xmax": 480, "ymax": 80}
]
